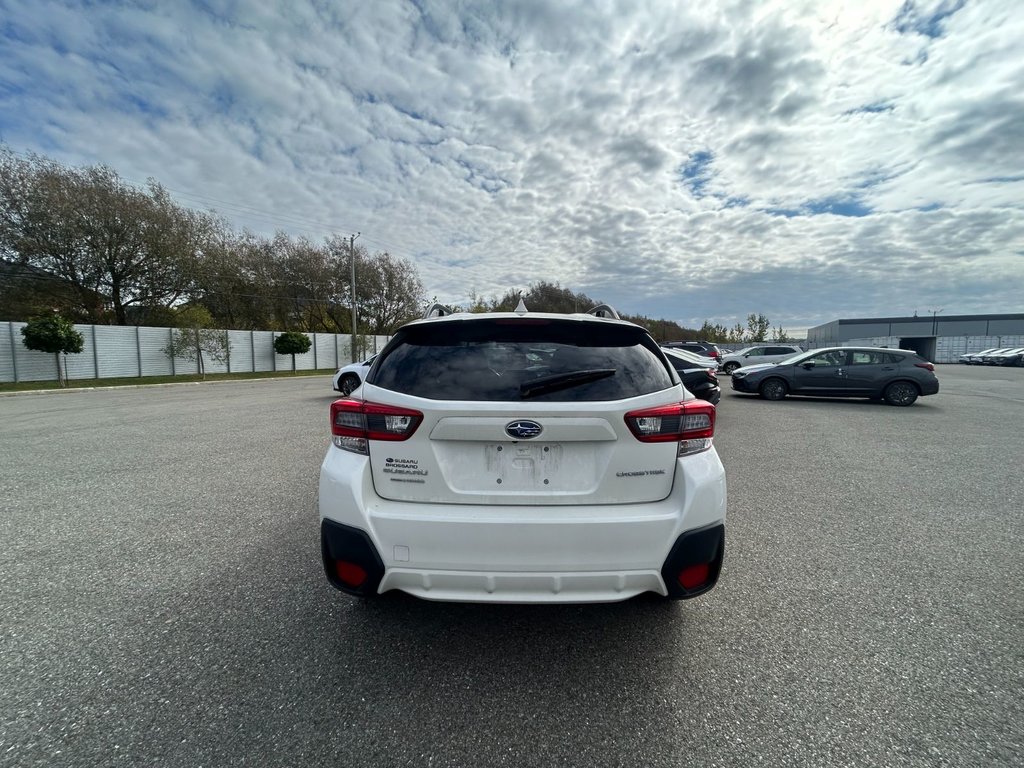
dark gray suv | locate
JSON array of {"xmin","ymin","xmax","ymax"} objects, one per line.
[{"xmin": 730, "ymin": 347, "xmax": 940, "ymax": 406}]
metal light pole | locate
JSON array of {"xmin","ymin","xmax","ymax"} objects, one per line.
[{"xmin": 350, "ymin": 232, "xmax": 360, "ymax": 362}]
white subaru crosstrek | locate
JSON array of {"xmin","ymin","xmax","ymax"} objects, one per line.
[{"xmin": 319, "ymin": 303, "xmax": 727, "ymax": 603}]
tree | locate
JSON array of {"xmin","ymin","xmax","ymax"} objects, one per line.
[
  {"xmin": 357, "ymin": 251, "xmax": 425, "ymax": 333},
  {"xmin": 21, "ymin": 314, "xmax": 84, "ymax": 386},
  {"xmin": 274, "ymin": 331, "xmax": 311, "ymax": 371},
  {"xmin": 1, "ymin": 146, "xmax": 212, "ymax": 323},
  {"xmin": 746, "ymin": 313, "xmax": 770, "ymax": 342},
  {"xmin": 698, "ymin": 320, "xmax": 731, "ymax": 343},
  {"xmin": 162, "ymin": 311, "xmax": 229, "ymax": 380}
]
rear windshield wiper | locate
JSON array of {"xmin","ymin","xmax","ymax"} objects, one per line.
[{"xmin": 520, "ymin": 368, "xmax": 616, "ymax": 398}]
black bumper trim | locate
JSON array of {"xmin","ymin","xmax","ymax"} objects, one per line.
[
  {"xmin": 660, "ymin": 522, "xmax": 725, "ymax": 599},
  {"xmin": 320, "ymin": 520, "xmax": 386, "ymax": 597}
]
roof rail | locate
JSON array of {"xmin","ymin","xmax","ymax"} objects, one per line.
[
  {"xmin": 585, "ymin": 304, "xmax": 621, "ymax": 320},
  {"xmin": 422, "ymin": 303, "xmax": 453, "ymax": 319}
]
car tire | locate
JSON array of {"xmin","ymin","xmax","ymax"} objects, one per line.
[
  {"xmin": 339, "ymin": 374, "xmax": 360, "ymax": 396},
  {"xmin": 883, "ymin": 381, "xmax": 919, "ymax": 406},
  {"xmin": 722, "ymin": 362, "xmax": 740, "ymax": 375},
  {"xmin": 759, "ymin": 378, "xmax": 788, "ymax": 401}
]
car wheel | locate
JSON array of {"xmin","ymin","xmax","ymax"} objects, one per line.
[
  {"xmin": 759, "ymin": 378, "xmax": 788, "ymax": 401},
  {"xmin": 883, "ymin": 381, "xmax": 918, "ymax": 406},
  {"xmin": 339, "ymin": 374, "xmax": 360, "ymax": 396},
  {"xmin": 723, "ymin": 362, "xmax": 740, "ymax": 375}
]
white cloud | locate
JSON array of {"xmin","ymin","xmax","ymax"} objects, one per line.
[{"xmin": 1, "ymin": 0, "xmax": 1021, "ymax": 330}]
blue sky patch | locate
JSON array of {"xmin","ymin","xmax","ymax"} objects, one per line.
[
  {"xmin": 893, "ymin": 0, "xmax": 967, "ymax": 39},
  {"xmin": 845, "ymin": 102, "xmax": 895, "ymax": 115},
  {"xmin": 976, "ymin": 175, "xmax": 1024, "ymax": 184},
  {"xmin": 763, "ymin": 196, "xmax": 873, "ymax": 218},
  {"xmin": 764, "ymin": 207, "xmax": 802, "ymax": 218},
  {"xmin": 805, "ymin": 196, "xmax": 872, "ymax": 217},
  {"xmin": 679, "ymin": 150, "xmax": 714, "ymax": 198}
]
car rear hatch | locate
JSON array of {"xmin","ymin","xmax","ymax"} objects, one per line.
[
  {"xmin": 361, "ymin": 391, "xmax": 681, "ymax": 505},
  {"xmin": 360, "ymin": 315, "xmax": 684, "ymax": 506}
]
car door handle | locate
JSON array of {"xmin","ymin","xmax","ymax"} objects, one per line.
[{"xmin": 881, "ymin": 366, "xmax": 895, "ymax": 371}]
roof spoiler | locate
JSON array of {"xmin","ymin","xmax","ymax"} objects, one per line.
[
  {"xmin": 585, "ymin": 304, "xmax": 621, "ymax": 320},
  {"xmin": 422, "ymin": 303, "xmax": 453, "ymax": 319}
]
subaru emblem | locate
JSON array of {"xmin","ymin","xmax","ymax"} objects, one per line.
[{"xmin": 505, "ymin": 420, "xmax": 543, "ymax": 440}]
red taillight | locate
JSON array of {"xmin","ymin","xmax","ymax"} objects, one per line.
[
  {"xmin": 624, "ymin": 401, "xmax": 715, "ymax": 456},
  {"xmin": 709, "ymin": 351, "xmax": 720, "ymax": 360},
  {"xmin": 330, "ymin": 399, "xmax": 423, "ymax": 454},
  {"xmin": 914, "ymin": 362, "xmax": 935, "ymax": 372},
  {"xmin": 335, "ymin": 561, "xmax": 368, "ymax": 587},
  {"xmin": 678, "ymin": 563, "xmax": 710, "ymax": 590}
]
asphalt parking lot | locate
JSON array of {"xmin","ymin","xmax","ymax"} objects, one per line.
[{"xmin": 1, "ymin": 365, "xmax": 1021, "ymax": 768}]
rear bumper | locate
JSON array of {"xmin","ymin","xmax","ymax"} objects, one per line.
[
  {"xmin": 321, "ymin": 518, "xmax": 724, "ymax": 602},
  {"xmin": 319, "ymin": 447, "xmax": 726, "ymax": 603}
]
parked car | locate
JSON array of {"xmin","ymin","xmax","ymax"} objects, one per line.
[
  {"xmin": 661, "ymin": 340, "xmax": 721, "ymax": 364},
  {"xmin": 719, "ymin": 344, "xmax": 803, "ymax": 375},
  {"xmin": 983, "ymin": 347, "xmax": 1024, "ymax": 366},
  {"xmin": 332, "ymin": 355, "xmax": 377, "ymax": 395},
  {"xmin": 958, "ymin": 348, "xmax": 999, "ymax": 364},
  {"xmin": 661, "ymin": 347, "xmax": 721, "ymax": 404},
  {"xmin": 966, "ymin": 348, "xmax": 1011, "ymax": 364},
  {"xmin": 320, "ymin": 304, "xmax": 727, "ymax": 603},
  {"xmin": 730, "ymin": 346, "xmax": 939, "ymax": 406}
]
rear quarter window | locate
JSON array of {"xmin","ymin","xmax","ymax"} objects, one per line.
[{"xmin": 371, "ymin": 319, "xmax": 675, "ymax": 401}]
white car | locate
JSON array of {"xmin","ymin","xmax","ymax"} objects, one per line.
[
  {"xmin": 332, "ymin": 355, "xmax": 377, "ymax": 395},
  {"xmin": 319, "ymin": 304, "xmax": 727, "ymax": 603},
  {"xmin": 983, "ymin": 347, "xmax": 1024, "ymax": 366},
  {"xmin": 958, "ymin": 348, "xmax": 1001, "ymax": 364},
  {"xmin": 971, "ymin": 347, "xmax": 1017, "ymax": 364},
  {"xmin": 719, "ymin": 345, "xmax": 803, "ymax": 375}
]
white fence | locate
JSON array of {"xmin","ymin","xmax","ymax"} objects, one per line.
[{"xmin": 1, "ymin": 321, "xmax": 390, "ymax": 383}]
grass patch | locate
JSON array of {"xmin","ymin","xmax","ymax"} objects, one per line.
[{"xmin": 0, "ymin": 368, "xmax": 335, "ymax": 393}]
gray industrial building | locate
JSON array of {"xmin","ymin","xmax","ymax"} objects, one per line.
[{"xmin": 805, "ymin": 313, "xmax": 1024, "ymax": 363}]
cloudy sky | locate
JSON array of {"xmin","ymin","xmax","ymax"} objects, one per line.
[{"xmin": 1, "ymin": 0, "xmax": 1022, "ymax": 332}]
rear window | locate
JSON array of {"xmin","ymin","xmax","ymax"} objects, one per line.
[{"xmin": 371, "ymin": 318, "xmax": 675, "ymax": 401}]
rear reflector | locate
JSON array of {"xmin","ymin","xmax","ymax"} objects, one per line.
[
  {"xmin": 335, "ymin": 561, "xmax": 368, "ymax": 587},
  {"xmin": 678, "ymin": 562, "xmax": 710, "ymax": 590},
  {"xmin": 624, "ymin": 400, "xmax": 715, "ymax": 456},
  {"xmin": 330, "ymin": 399, "xmax": 423, "ymax": 454}
]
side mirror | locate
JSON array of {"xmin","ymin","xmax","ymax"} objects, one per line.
[
  {"xmin": 802, "ymin": 362, "xmax": 815, "ymax": 369},
  {"xmin": 742, "ymin": 353, "xmax": 750, "ymax": 358}
]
